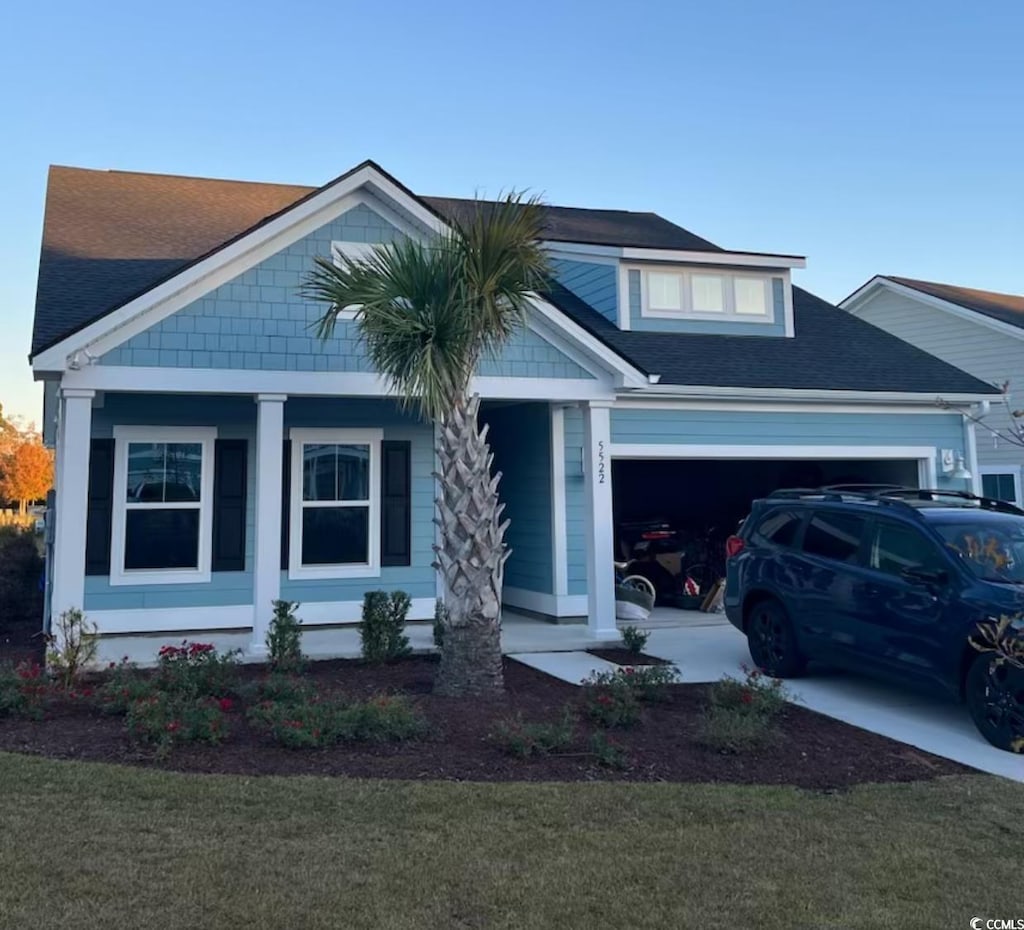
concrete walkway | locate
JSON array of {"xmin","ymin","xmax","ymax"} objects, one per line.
[{"xmin": 511, "ymin": 622, "xmax": 1024, "ymax": 783}]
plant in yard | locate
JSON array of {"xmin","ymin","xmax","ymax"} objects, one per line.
[
  {"xmin": 94, "ymin": 659, "xmax": 159, "ymax": 715},
  {"xmin": 711, "ymin": 665, "xmax": 790, "ymax": 717},
  {"xmin": 580, "ymin": 675, "xmax": 642, "ymax": 728},
  {"xmin": 267, "ymin": 599, "xmax": 305, "ymax": 673},
  {"xmin": 304, "ymin": 195, "xmax": 550, "ymax": 696},
  {"xmin": 432, "ymin": 598, "xmax": 447, "ymax": 649},
  {"xmin": 697, "ymin": 666, "xmax": 791, "ymax": 753},
  {"xmin": 360, "ymin": 590, "xmax": 413, "ymax": 663},
  {"xmin": 0, "ymin": 661, "xmax": 51, "ymax": 719},
  {"xmin": 488, "ymin": 706, "xmax": 576, "ymax": 758},
  {"xmin": 241, "ymin": 672, "xmax": 318, "ymax": 706},
  {"xmin": 620, "ymin": 625, "xmax": 649, "ymax": 656},
  {"xmin": 588, "ymin": 731, "xmax": 629, "ymax": 770},
  {"xmin": 585, "ymin": 665, "xmax": 680, "ymax": 704},
  {"xmin": 156, "ymin": 641, "xmax": 241, "ymax": 698},
  {"xmin": 45, "ymin": 608, "xmax": 98, "ymax": 689},
  {"xmin": 125, "ymin": 692, "xmax": 228, "ymax": 752}
]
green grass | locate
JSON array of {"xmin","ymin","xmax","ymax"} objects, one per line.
[{"xmin": 1, "ymin": 752, "xmax": 1022, "ymax": 930}]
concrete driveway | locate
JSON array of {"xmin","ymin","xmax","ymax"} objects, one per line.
[{"xmin": 644, "ymin": 623, "xmax": 1024, "ymax": 783}]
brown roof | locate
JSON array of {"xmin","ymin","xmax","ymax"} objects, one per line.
[{"xmin": 885, "ymin": 276, "xmax": 1024, "ymax": 330}]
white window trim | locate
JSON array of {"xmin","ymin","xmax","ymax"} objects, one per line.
[
  {"xmin": 978, "ymin": 465, "xmax": 1023, "ymax": 506},
  {"xmin": 109, "ymin": 426, "xmax": 218, "ymax": 586},
  {"xmin": 288, "ymin": 427, "xmax": 383, "ymax": 581},
  {"xmin": 636, "ymin": 265, "xmax": 778, "ymax": 324},
  {"xmin": 328, "ymin": 241, "xmax": 383, "ymax": 320}
]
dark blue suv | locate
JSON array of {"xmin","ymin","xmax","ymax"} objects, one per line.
[{"xmin": 725, "ymin": 486, "xmax": 1024, "ymax": 752}]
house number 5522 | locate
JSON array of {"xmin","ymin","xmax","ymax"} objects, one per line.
[{"xmin": 597, "ymin": 440, "xmax": 606, "ymax": 484}]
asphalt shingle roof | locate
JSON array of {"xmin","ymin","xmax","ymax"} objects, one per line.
[
  {"xmin": 884, "ymin": 276, "xmax": 1024, "ymax": 331},
  {"xmin": 28, "ymin": 164, "xmax": 998, "ymax": 397}
]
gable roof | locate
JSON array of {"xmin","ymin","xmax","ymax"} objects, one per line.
[
  {"xmin": 31, "ymin": 164, "xmax": 724, "ymax": 357},
  {"xmin": 881, "ymin": 276, "xmax": 1024, "ymax": 331},
  {"xmin": 543, "ymin": 282, "xmax": 998, "ymax": 395}
]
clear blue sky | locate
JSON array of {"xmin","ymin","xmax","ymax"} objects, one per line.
[{"xmin": 1, "ymin": 0, "xmax": 1021, "ymax": 422}]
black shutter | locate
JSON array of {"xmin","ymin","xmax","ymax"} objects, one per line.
[
  {"xmin": 381, "ymin": 440, "xmax": 412, "ymax": 567},
  {"xmin": 281, "ymin": 439, "xmax": 291, "ymax": 570},
  {"xmin": 212, "ymin": 439, "xmax": 247, "ymax": 572},
  {"xmin": 85, "ymin": 438, "xmax": 115, "ymax": 576}
]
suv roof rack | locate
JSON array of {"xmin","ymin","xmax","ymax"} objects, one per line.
[{"xmin": 766, "ymin": 486, "xmax": 1024, "ymax": 517}]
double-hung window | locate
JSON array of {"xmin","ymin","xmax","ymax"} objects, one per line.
[
  {"xmin": 110, "ymin": 426, "xmax": 217, "ymax": 585},
  {"xmin": 289, "ymin": 428, "xmax": 382, "ymax": 579},
  {"xmin": 642, "ymin": 268, "xmax": 774, "ymax": 321}
]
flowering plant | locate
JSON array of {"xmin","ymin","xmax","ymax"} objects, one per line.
[
  {"xmin": 155, "ymin": 641, "xmax": 240, "ymax": 698},
  {"xmin": 125, "ymin": 691, "xmax": 228, "ymax": 751}
]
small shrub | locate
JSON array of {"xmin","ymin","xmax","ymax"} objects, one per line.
[
  {"xmin": 697, "ymin": 704, "xmax": 781, "ymax": 753},
  {"xmin": 589, "ymin": 731, "xmax": 629, "ymax": 770},
  {"xmin": 155, "ymin": 641, "xmax": 240, "ymax": 698},
  {"xmin": 360, "ymin": 591, "xmax": 412, "ymax": 663},
  {"xmin": 94, "ymin": 660, "xmax": 159, "ymax": 715},
  {"xmin": 0, "ymin": 661, "xmax": 50, "ymax": 719},
  {"xmin": 620, "ymin": 625, "xmax": 649, "ymax": 655},
  {"xmin": 710, "ymin": 666, "xmax": 789, "ymax": 718},
  {"xmin": 432, "ymin": 598, "xmax": 447, "ymax": 649},
  {"xmin": 267, "ymin": 599, "xmax": 304, "ymax": 673},
  {"xmin": 45, "ymin": 608, "xmax": 98, "ymax": 689},
  {"xmin": 489, "ymin": 707, "xmax": 576, "ymax": 758},
  {"xmin": 241, "ymin": 672, "xmax": 317, "ymax": 706},
  {"xmin": 125, "ymin": 692, "xmax": 228, "ymax": 750},
  {"xmin": 583, "ymin": 664, "xmax": 679, "ymax": 711},
  {"xmin": 0, "ymin": 527, "xmax": 43, "ymax": 629},
  {"xmin": 335, "ymin": 694, "xmax": 427, "ymax": 743},
  {"xmin": 580, "ymin": 677, "xmax": 641, "ymax": 728}
]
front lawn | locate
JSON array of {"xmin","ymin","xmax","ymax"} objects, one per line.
[{"xmin": 1, "ymin": 754, "xmax": 1021, "ymax": 929}]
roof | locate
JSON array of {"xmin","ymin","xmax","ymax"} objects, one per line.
[
  {"xmin": 542, "ymin": 281, "xmax": 998, "ymax": 394},
  {"xmin": 31, "ymin": 165, "xmax": 723, "ymax": 356},
  {"xmin": 882, "ymin": 276, "xmax": 1024, "ymax": 331}
]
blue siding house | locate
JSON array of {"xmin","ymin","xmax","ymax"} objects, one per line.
[{"xmin": 30, "ymin": 160, "xmax": 997, "ymax": 657}]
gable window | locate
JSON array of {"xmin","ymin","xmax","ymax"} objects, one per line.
[
  {"xmin": 640, "ymin": 268, "xmax": 774, "ymax": 322},
  {"xmin": 289, "ymin": 428, "xmax": 382, "ymax": 579},
  {"xmin": 110, "ymin": 426, "xmax": 217, "ymax": 586}
]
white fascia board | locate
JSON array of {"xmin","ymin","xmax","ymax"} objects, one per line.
[
  {"xmin": 527, "ymin": 294, "xmax": 649, "ymax": 388},
  {"xmin": 841, "ymin": 277, "xmax": 1024, "ymax": 343},
  {"xmin": 32, "ymin": 165, "xmax": 449, "ymax": 374},
  {"xmin": 624, "ymin": 382, "xmax": 996, "ymax": 405},
  {"xmin": 609, "ymin": 443, "xmax": 937, "ymax": 461},
  {"xmin": 611, "ymin": 397, "xmax": 970, "ymax": 415},
  {"xmin": 620, "ymin": 247, "xmax": 806, "ymax": 269}
]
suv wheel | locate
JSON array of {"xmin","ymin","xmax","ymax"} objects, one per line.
[
  {"xmin": 746, "ymin": 599, "xmax": 806, "ymax": 678},
  {"xmin": 965, "ymin": 653, "xmax": 1024, "ymax": 753}
]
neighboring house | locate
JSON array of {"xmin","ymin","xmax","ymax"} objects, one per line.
[
  {"xmin": 841, "ymin": 276, "xmax": 1024, "ymax": 505},
  {"xmin": 30, "ymin": 161, "xmax": 997, "ymax": 654}
]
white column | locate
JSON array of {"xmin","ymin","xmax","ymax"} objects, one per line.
[
  {"xmin": 51, "ymin": 389, "xmax": 94, "ymax": 625},
  {"xmin": 549, "ymin": 404, "xmax": 568, "ymax": 604},
  {"xmin": 964, "ymin": 417, "xmax": 982, "ymax": 496},
  {"xmin": 582, "ymin": 401, "xmax": 617, "ymax": 639},
  {"xmin": 252, "ymin": 394, "xmax": 286, "ymax": 652}
]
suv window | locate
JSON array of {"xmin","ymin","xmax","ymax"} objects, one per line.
[
  {"xmin": 801, "ymin": 511, "xmax": 866, "ymax": 564},
  {"xmin": 755, "ymin": 509, "xmax": 803, "ymax": 548},
  {"xmin": 869, "ymin": 521, "xmax": 946, "ymax": 577}
]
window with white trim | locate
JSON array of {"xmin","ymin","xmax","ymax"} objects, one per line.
[
  {"xmin": 110, "ymin": 427, "xmax": 217, "ymax": 586},
  {"xmin": 327, "ymin": 241, "xmax": 381, "ymax": 320},
  {"xmin": 641, "ymin": 267, "xmax": 774, "ymax": 321},
  {"xmin": 289, "ymin": 428, "xmax": 382, "ymax": 579},
  {"xmin": 980, "ymin": 467, "xmax": 1022, "ymax": 506}
]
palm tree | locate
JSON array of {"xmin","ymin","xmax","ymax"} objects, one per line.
[{"xmin": 302, "ymin": 196, "xmax": 550, "ymax": 695}]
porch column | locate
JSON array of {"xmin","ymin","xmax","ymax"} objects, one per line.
[
  {"xmin": 51, "ymin": 389, "xmax": 94, "ymax": 627},
  {"xmin": 582, "ymin": 400, "xmax": 617, "ymax": 638},
  {"xmin": 252, "ymin": 394, "xmax": 286, "ymax": 652}
]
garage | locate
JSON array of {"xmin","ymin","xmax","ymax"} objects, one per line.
[{"xmin": 610, "ymin": 454, "xmax": 924, "ymax": 605}]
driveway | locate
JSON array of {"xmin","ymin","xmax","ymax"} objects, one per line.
[{"xmin": 644, "ymin": 623, "xmax": 1024, "ymax": 783}]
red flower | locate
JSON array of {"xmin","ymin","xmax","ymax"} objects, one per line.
[
  {"xmin": 596, "ymin": 694, "xmax": 614, "ymax": 707},
  {"xmin": 740, "ymin": 690, "xmax": 754, "ymax": 705},
  {"xmin": 217, "ymin": 697, "xmax": 234, "ymax": 713},
  {"xmin": 166, "ymin": 720, "xmax": 182, "ymax": 733}
]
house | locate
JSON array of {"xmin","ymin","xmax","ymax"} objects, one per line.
[
  {"xmin": 30, "ymin": 161, "xmax": 998, "ymax": 656},
  {"xmin": 841, "ymin": 276, "xmax": 1024, "ymax": 504}
]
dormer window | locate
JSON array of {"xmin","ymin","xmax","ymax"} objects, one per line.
[{"xmin": 642, "ymin": 268, "xmax": 772, "ymax": 321}]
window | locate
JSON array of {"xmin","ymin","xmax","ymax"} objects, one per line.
[
  {"xmin": 801, "ymin": 511, "xmax": 866, "ymax": 564},
  {"xmin": 755, "ymin": 509, "xmax": 803, "ymax": 548},
  {"xmin": 980, "ymin": 470, "xmax": 1020, "ymax": 505},
  {"xmin": 110, "ymin": 427, "xmax": 216, "ymax": 585},
  {"xmin": 869, "ymin": 521, "xmax": 946, "ymax": 577},
  {"xmin": 640, "ymin": 268, "xmax": 776, "ymax": 322},
  {"xmin": 289, "ymin": 429, "xmax": 381, "ymax": 579}
]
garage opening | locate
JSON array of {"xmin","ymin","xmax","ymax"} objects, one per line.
[{"xmin": 611, "ymin": 457, "xmax": 920, "ymax": 606}]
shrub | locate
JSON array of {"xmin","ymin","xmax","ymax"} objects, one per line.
[
  {"xmin": 432, "ymin": 598, "xmax": 447, "ymax": 649},
  {"xmin": 584, "ymin": 664, "xmax": 679, "ymax": 708},
  {"xmin": 241, "ymin": 672, "xmax": 317, "ymax": 706},
  {"xmin": 620, "ymin": 625, "xmax": 649, "ymax": 655},
  {"xmin": 155, "ymin": 641, "xmax": 241, "ymax": 698},
  {"xmin": 94, "ymin": 660, "xmax": 159, "ymax": 715},
  {"xmin": 247, "ymin": 692, "xmax": 425, "ymax": 749},
  {"xmin": 360, "ymin": 591, "xmax": 412, "ymax": 663},
  {"xmin": 45, "ymin": 608, "xmax": 98, "ymax": 689},
  {"xmin": 0, "ymin": 527, "xmax": 43, "ymax": 630},
  {"xmin": 710, "ymin": 666, "xmax": 789, "ymax": 718},
  {"xmin": 266, "ymin": 600, "xmax": 304, "ymax": 673},
  {"xmin": 580, "ymin": 676, "xmax": 641, "ymax": 728},
  {"xmin": 0, "ymin": 661, "xmax": 50, "ymax": 719},
  {"xmin": 125, "ymin": 692, "xmax": 228, "ymax": 750},
  {"xmin": 697, "ymin": 666, "xmax": 791, "ymax": 753},
  {"xmin": 589, "ymin": 731, "xmax": 629, "ymax": 770},
  {"xmin": 489, "ymin": 707, "xmax": 576, "ymax": 758}
]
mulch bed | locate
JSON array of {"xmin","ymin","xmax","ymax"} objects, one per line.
[
  {"xmin": 586, "ymin": 648, "xmax": 669, "ymax": 666},
  {"xmin": 0, "ymin": 655, "xmax": 971, "ymax": 788}
]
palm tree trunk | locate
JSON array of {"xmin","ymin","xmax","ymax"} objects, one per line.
[{"xmin": 433, "ymin": 394, "xmax": 508, "ymax": 696}]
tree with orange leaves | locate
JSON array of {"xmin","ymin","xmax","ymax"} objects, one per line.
[{"xmin": 0, "ymin": 437, "xmax": 53, "ymax": 515}]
